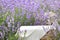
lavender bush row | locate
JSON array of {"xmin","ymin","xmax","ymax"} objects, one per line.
[
  {"xmin": 0, "ymin": 0, "xmax": 60, "ymax": 12},
  {"xmin": 0, "ymin": 0, "xmax": 60, "ymax": 40}
]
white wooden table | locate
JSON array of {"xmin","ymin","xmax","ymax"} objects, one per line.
[{"xmin": 16, "ymin": 25, "xmax": 55, "ymax": 40}]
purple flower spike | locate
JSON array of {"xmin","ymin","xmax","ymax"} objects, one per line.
[{"xmin": 26, "ymin": 13, "xmax": 31, "ymax": 19}]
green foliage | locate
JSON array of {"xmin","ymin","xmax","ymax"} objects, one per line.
[
  {"xmin": 15, "ymin": 7, "xmax": 19, "ymax": 14},
  {"xmin": 8, "ymin": 33, "xmax": 18, "ymax": 40},
  {"xmin": 0, "ymin": 11, "xmax": 10, "ymax": 25},
  {"xmin": 30, "ymin": 15, "xmax": 35, "ymax": 25},
  {"xmin": 20, "ymin": 8, "xmax": 22, "ymax": 13},
  {"xmin": 0, "ymin": 17, "xmax": 4, "ymax": 25},
  {"xmin": 14, "ymin": 7, "xmax": 35, "ymax": 25},
  {"xmin": 20, "ymin": 14, "xmax": 27, "ymax": 25},
  {"xmin": 14, "ymin": 13, "xmax": 35, "ymax": 25},
  {"xmin": 58, "ymin": 21, "xmax": 60, "ymax": 25},
  {"xmin": 14, "ymin": 15, "xmax": 21, "ymax": 22},
  {"xmin": 3, "ymin": 11, "xmax": 10, "ymax": 21},
  {"xmin": 55, "ymin": 32, "xmax": 60, "ymax": 40}
]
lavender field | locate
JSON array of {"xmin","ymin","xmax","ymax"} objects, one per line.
[{"xmin": 0, "ymin": 0, "xmax": 60, "ymax": 40}]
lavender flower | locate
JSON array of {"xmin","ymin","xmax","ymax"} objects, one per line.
[
  {"xmin": 0, "ymin": 32, "xmax": 4, "ymax": 40},
  {"xmin": 0, "ymin": 0, "xmax": 40, "ymax": 12}
]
